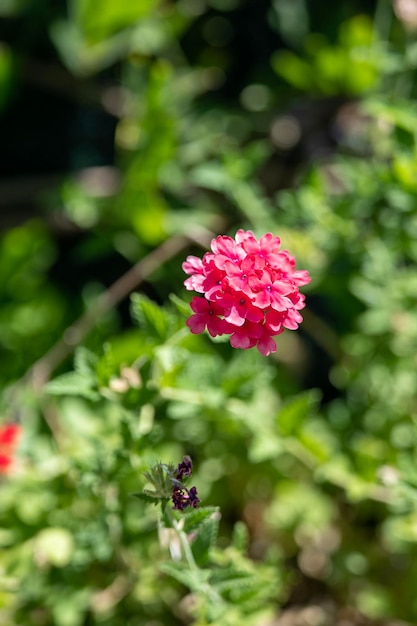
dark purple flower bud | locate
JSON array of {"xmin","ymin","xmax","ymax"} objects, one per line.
[
  {"xmin": 175, "ymin": 455, "xmax": 193, "ymax": 480},
  {"xmin": 188, "ymin": 486, "xmax": 200, "ymax": 508}
]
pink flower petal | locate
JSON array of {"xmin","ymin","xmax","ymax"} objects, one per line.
[{"xmin": 256, "ymin": 334, "xmax": 277, "ymax": 356}]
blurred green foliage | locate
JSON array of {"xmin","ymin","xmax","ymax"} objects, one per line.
[{"xmin": 2, "ymin": 0, "xmax": 417, "ymax": 624}]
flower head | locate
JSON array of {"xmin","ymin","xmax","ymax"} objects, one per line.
[{"xmin": 183, "ymin": 230, "xmax": 310, "ymax": 356}]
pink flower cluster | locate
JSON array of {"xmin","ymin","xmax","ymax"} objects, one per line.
[{"xmin": 182, "ymin": 230, "xmax": 311, "ymax": 356}]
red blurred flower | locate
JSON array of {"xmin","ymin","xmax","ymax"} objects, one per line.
[{"xmin": 0, "ymin": 423, "xmax": 20, "ymax": 474}]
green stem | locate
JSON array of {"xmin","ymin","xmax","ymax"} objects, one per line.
[
  {"xmin": 164, "ymin": 506, "xmax": 199, "ymax": 573},
  {"xmin": 164, "ymin": 506, "xmax": 224, "ymax": 609}
]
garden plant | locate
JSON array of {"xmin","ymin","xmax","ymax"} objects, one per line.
[{"xmin": 1, "ymin": 1, "xmax": 417, "ymax": 625}]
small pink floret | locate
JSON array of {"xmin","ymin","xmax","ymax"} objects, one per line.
[
  {"xmin": 186, "ymin": 297, "xmax": 231, "ymax": 337},
  {"xmin": 182, "ymin": 255, "xmax": 204, "ymax": 275},
  {"xmin": 182, "ymin": 230, "xmax": 310, "ymax": 356}
]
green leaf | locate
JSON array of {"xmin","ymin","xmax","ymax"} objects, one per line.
[
  {"xmin": 143, "ymin": 462, "xmax": 176, "ymax": 499},
  {"xmin": 51, "ymin": 589, "xmax": 92, "ymax": 626},
  {"xmin": 132, "ymin": 492, "xmax": 166, "ymax": 504},
  {"xmin": 159, "ymin": 561, "xmax": 210, "ymax": 592},
  {"xmin": 190, "ymin": 163, "xmax": 229, "ymax": 193},
  {"xmin": 271, "ymin": 50, "xmax": 313, "ymax": 90},
  {"xmin": 364, "ymin": 98, "xmax": 417, "ymax": 135},
  {"xmin": 191, "ymin": 514, "xmax": 221, "ymax": 566},
  {"xmin": 45, "ymin": 372, "xmax": 99, "ymax": 400},
  {"xmin": 74, "ymin": 0, "xmax": 159, "ymax": 43},
  {"xmin": 0, "ymin": 43, "xmax": 15, "ymax": 113},
  {"xmin": 182, "ymin": 506, "xmax": 220, "ymax": 533},
  {"xmin": 130, "ymin": 293, "xmax": 170, "ymax": 341},
  {"xmin": 276, "ymin": 389, "xmax": 321, "ymax": 436},
  {"xmin": 74, "ymin": 346, "xmax": 98, "ymax": 376},
  {"xmin": 231, "ymin": 521, "xmax": 249, "ymax": 552},
  {"xmin": 169, "ymin": 293, "xmax": 190, "ymax": 318},
  {"xmin": 95, "ymin": 343, "xmax": 116, "ymax": 387},
  {"xmin": 213, "ymin": 569, "xmax": 255, "ymax": 596}
]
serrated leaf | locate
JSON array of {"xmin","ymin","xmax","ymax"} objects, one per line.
[
  {"xmin": 131, "ymin": 492, "xmax": 166, "ymax": 504},
  {"xmin": 276, "ymin": 389, "xmax": 321, "ymax": 436},
  {"xmin": 211, "ymin": 567, "xmax": 260, "ymax": 602},
  {"xmin": 191, "ymin": 515, "xmax": 220, "ymax": 566},
  {"xmin": 143, "ymin": 463, "xmax": 175, "ymax": 499},
  {"xmin": 182, "ymin": 507, "xmax": 220, "ymax": 534},
  {"xmin": 169, "ymin": 293, "xmax": 190, "ymax": 317},
  {"xmin": 95, "ymin": 343, "xmax": 115, "ymax": 387},
  {"xmin": 231, "ymin": 521, "xmax": 249, "ymax": 552},
  {"xmin": 45, "ymin": 372, "xmax": 99, "ymax": 400},
  {"xmin": 130, "ymin": 293, "xmax": 170, "ymax": 340},
  {"xmin": 212, "ymin": 566, "xmax": 277, "ymax": 606},
  {"xmin": 160, "ymin": 561, "xmax": 210, "ymax": 592},
  {"xmin": 73, "ymin": 346, "xmax": 98, "ymax": 377},
  {"xmin": 214, "ymin": 571, "xmax": 254, "ymax": 594}
]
